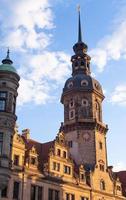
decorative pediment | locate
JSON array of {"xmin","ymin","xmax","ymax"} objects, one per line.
[
  {"xmin": 30, "ymin": 146, "xmax": 38, "ymax": 155},
  {"xmin": 13, "ymin": 133, "xmax": 25, "ymax": 145},
  {"xmin": 79, "ymin": 164, "xmax": 84, "ymax": 171},
  {"xmin": 55, "ymin": 131, "xmax": 66, "ymax": 146},
  {"xmin": 49, "ymin": 147, "xmax": 54, "ymax": 156}
]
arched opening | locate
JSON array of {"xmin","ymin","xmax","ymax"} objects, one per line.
[
  {"xmin": 100, "ymin": 180, "xmax": 105, "ymax": 190},
  {"xmin": 96, "ymin": 101, "xmax": 101, "ymax": 121}
]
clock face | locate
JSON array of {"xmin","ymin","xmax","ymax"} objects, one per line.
[{"xmin": 82, "ymin": 132, "xmax": 91, "ymax": 142}]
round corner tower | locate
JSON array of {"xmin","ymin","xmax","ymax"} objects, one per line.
[
  {"xmin": 0, "ymin": 50, "xmax": 20, "ymax": 190},
  {"xmin": 61, "ymin": 10, "xmax": 108, "ymax": 168}
]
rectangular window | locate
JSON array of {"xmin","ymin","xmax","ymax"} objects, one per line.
[
  {"xmin": 48, "ymin": 189, "xmax": 53, "ymax": 200},
  {"xmin": 48, "ymin": 189, "xmax": 59, "ymax": 200},
  {"xmin": 64, "ymin": 166, "xmax": 71, "ymax": 175},
  {"xmin": 99, "ymin": 142, "xmax": 103, "ymax": 150},
  {"xmin": 66, "ymin": 193, "xmax": 70, "ymax": 200},
  {"xmin": 38, "ymin": 186, "xmax": 43, "ymax": 200},
  {"xmin": 57, "ymin": 163, "xmax": 60, "ymax": 171},
  {"xmin": 0, "ymin": 132, "xmax": 3, "ymax": 155},
  {"xmin": 1, "ymin": 186, "xmax": 7, "ymax": 198},
  {"xmin": 14, "ymin": 155, "xmax": 19, "ymax": 166},
  {"xmin": 63, "ymin": 151, "xmax": 67, "ymax": 158},
  {"xmin": 71, "ymin": 194, "xmax": 75, "ymax": 200},
  {"xmin": 0, "ymin": 100, "xmax": 5, "ymax": 111},
  {"xmin": 53, "ymin": 162, "xmax": 60, "ymax": 172},
  {"xmin": 0, "ymin": 92, "xmax": 7, "ymax": 111},
  {"xmin": 53, "ymin": 162, "xmax": 56, "ymax": 170},
  {"xmin": 80, "ymin": 173, "xmax": 85, "ymax": 180},
  {"xmin": 0, "ymin": 92, "xmax": 7, "ymax": 98},
  {"xmin": 66, "ymin": 193, "xmax": 75, "ymax": 200},
  {"xmin": 31, "ymin": 157, "xmax": 36, "ymax": 165},
  {"xmin": 55, "ymin": 190, "xmax": 59, "ymax": 200},
  {"xmin": 31, "ymin": 185, "xmax": 43, "ymax": 200},
  {"xmin": 81, "ymin": 197, "xmax": 89, "ymax": 200},
  {"xmin": 57, "ymin": 149, "xmax": 61, "ymax": 156},
  {"xmin": 31, "ymin": 185, "xmax": 36, "ymax": 200},
  {"xmin": 13, "ymin": 181, "xmax": 20, "ymax": 199},
  {"xmin": 68, "ymin": 141, "xmax": 73, "ymax": 148}
]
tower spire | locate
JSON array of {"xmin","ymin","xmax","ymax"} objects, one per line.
[
  {"xmin": 78, "ymin": 5, "xmax": 82, "ymax": 42},
  {"xmin": 6, "ymin": 48, "xmax": 10, "ymax": 59},
  {"xmin": 2, "ymin": 48, "xmax": 13, "ymax": 65}
]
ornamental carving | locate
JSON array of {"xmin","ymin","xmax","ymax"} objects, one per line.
[
  {"xmin": 55, "ymin": 131, "xmax": 66, "ymax": 146},
  {"xmin": 7, "ymin": 93, "xmax": 13, "ymax": 112},
  {"xmin": 0, "ymin": 117, "xmax": 15, "ymax": 129}
]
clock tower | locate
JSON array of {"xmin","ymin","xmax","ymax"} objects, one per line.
[{"xmin": 61, "ymin": 9, "xmax": 108, "ymax": 169}]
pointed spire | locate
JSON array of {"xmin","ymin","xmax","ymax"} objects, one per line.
[
  {"xmin": 2, "ymin": 48, "xmax": 13, "ymax": 65},
  {"xmin": 6, "ymin": 48, "xmax": 10, "ymax": 59},
  {"xmin": 73, "ymin": 6, "xmax": 88, "ymax": 54},
  {"xmin": 78, "ymin": 5, "xmax": 82, "ymax": 42}
]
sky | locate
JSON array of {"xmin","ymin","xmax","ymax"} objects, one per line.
[{"xmin": 0, "ymin": 0, "xmax": 126, "ymax": 171}]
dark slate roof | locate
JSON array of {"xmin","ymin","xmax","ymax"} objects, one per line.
[
  {"xmin": 23, "ymin": 137, "xmax": 54, "ymax": 172},
  {"xmin": 62, "ymin": 74, "xmax": 103, "ymax": 95}
]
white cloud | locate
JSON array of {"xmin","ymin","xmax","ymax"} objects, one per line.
[
  {"xmin": 0, "ymin": 0, "xmax": 54, "ymax": 51},
  {"xmin": 0, "ymin": 0, "xmax": 71, "ymax": 106},
  {"xmin": 110, "ymin": 84, "xmax": 126, "ymax": 106},
  {"xmin": 90, "ymin": 15, "xmax": 126, "ymax": 72},
  {"xmin": 113, "ymin": 161, "xmax": 126, "ymax": 172},
  {"xmin": 17, "ymin": 51, "xmax": 70, "ymax": 106}
]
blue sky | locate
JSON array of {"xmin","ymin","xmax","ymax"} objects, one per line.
[{"xmin": 0, "ymin": 0, "xmax": 126, "ymax": 171}]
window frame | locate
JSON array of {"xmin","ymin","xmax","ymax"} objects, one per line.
[
  {"xmin": 64, "ymin": 165, "xmax": 71, "ymax": 175},
  {"xmin": 68, "ymin": 141, "xmax": 73, "ymax": 148},
  {"xmin": 69, "ymin": 109, "xmax": 75, "ymax": 120},
  {"xmin": 48, "ymin": 188, "xmax": 59, "ymax": 200},
  {"xmin": 0, "ymin": 132, "xmax": 3, "ymax": 155},
  {"xmin": 100, "ymin": 180, "xmax": 105, "ymax": 190},
  {"xmin": 1, "ymin": 186, "xmax": 8, "ymax": 198},
  {"xmin": 14, "ymin": 155, "xmax": 20, "ymax": 166},
  {"xmin": 57, "ymin": 149, "xmax": 61, "ymax": 156},
  {"xmin": 13, "ymin": 181, "xmax": 20, "ymax": 199},
  {"xmin": 30, "ymin": 157, "xmax": 36, "ymax": 165},
  {"xmin": 63, "ymin": 151, "xmax": 67, "ymax": 158},
  {"xmin": 0, "ymin": 91, "xmax": 7, "ymax": 112}
]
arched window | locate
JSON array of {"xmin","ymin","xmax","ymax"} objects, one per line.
[
  {"xmin": 96, "ymin": 101, "xmax": 101, "ymax": 121},
  {"xmin": 81, "ymin": 80, "xmax": 88, "ymax": 86},
  {"xmin": 100, "ymin": 180, "xmax": 105, "ymax": 190}
]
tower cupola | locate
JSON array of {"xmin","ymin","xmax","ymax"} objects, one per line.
[{"xmin": 0, "ymin": 49, "xmax": 17, "ymax": 73}]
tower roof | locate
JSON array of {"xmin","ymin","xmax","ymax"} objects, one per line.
[
  {"xmin": 61, "ymin": 7, "xmax": 104, "ymax": 102},
  {"xmin": 78, "ymin": 5, "xmax": 82, "ymax": 43},
  {"xmin": 0, "ymin": 49, "xmax": 17, "ymax": 73}
]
